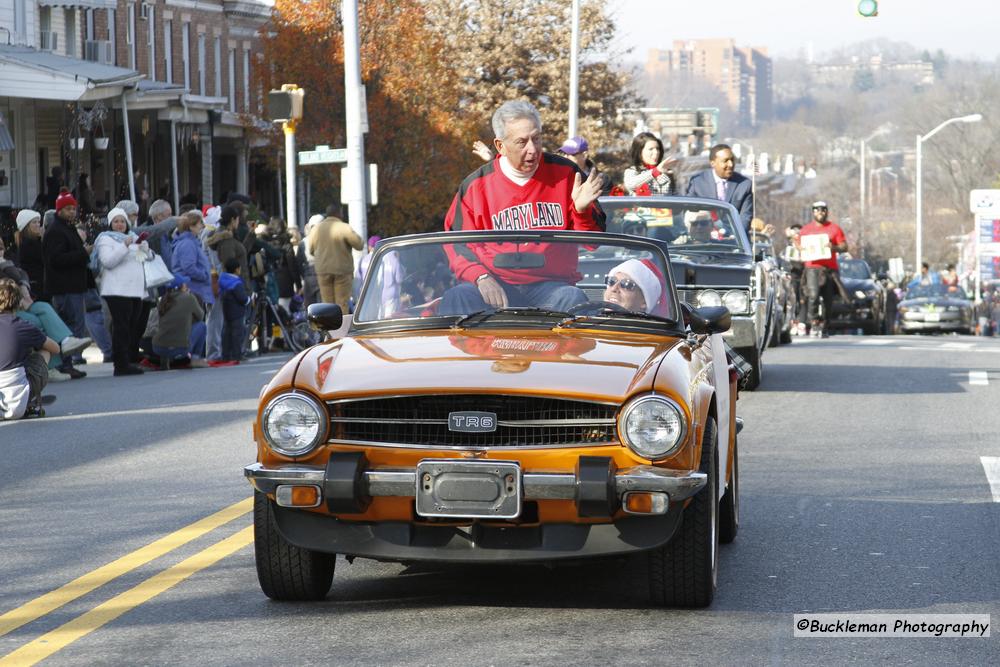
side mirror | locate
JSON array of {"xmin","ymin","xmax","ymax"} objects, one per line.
[
  {"xmin": 307, "ymin": 303, "xmax": 343, "ymax": 332},
  {"xmin": 689, "ymin": 305, "xmax": 731, "ymax": 335}
]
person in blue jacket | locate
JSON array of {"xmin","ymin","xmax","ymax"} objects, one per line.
[
  {"xmin": 170, "ymin": 211, "xmax": 213, "ymax": 358},
  {"xmin": 218, "ymin": 257, "xmax": 248, "ymax": 363}
]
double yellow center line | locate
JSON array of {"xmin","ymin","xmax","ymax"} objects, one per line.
[{"xmin": 0, "ymin": 497, "xmax": 254, "ymax": 665}]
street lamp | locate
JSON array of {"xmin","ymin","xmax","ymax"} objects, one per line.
[
  {"xmin": 567, "ymin": 0, "xmax": 580, "ymax": 137},
  {"xmin": 860, "ymin": 125, "xmax": 890, "ymax": 224},
  {"xmin": 915, "ymin": 113, "xmax": 982, "ymax": 271}
]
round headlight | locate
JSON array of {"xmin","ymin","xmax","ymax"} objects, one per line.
[
  {"xmin": 262, "ymin": 393, "xmax": 326, "ymax": 457},
  {"xmin": 620, "ymin": 395, "xmax": 687, "ymax": 459},
  {"xmin": 697, "ymin": 290, "xmax": 722, "ymax": 308},
  {"xmin": 854, "ymin": 290, "xmax": 867, "ymax": 299},
  {"xmin": 723, "ymin": 290, "xmax": 749, "ymax": 314}
]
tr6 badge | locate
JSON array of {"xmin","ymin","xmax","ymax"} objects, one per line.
[{"xmin": 448, "ymin": 411, "xmax": 498, "ymax": 432}]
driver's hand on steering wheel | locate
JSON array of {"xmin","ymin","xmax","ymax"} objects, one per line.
[{"xmin": 476, "ymin": 275, "xmax": 509, "ymax": 308}]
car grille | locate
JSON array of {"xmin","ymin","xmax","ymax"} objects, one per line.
[{"xmin": 327, "ymin": 394, "xmax": 619, "ymax": 448}]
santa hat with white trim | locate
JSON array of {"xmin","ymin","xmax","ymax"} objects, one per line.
[{"xmin": 608, "ymin": 258, "xmax": 665, "ymax": 313}]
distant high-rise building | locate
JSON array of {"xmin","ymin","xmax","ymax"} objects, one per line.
[{"xmin": 645, "ymin": 39, "xmax": 773, "ymax": 128}]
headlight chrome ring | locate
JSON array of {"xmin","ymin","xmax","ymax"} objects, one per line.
[
  {"xmin": 619, "ymin": 394, "xmax": 688, "ymax": 460},
  {"xmin": 261, "ymin": 392, "xmax": 327, "ymax": 457}
]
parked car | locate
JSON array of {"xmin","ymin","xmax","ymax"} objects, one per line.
[
  {"xmin": 829, "ymin": 258, "xmax": 888, "ymax": 335},
  {"xmin": 751, "ymin": 233, "xmax": 795, "ymax": 346},
  {"xmin": 598, "ymin": 196, "xmax": 768, "ymax": 389},
  {"xmin": 245, "ymin": 230, "xmax": 740, "ymax": 607},
  {"xmin": 898, "ymin": 283, "xmax": 974, "ymax": 334}
]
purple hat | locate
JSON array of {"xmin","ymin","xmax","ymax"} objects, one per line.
[
  {"xmin": 558, "ymin": 136, "xmax": 588, "ymax": 155},
  {"xmin": 368, "ymin": 235, "xmax": 382, "ymax": 247}
]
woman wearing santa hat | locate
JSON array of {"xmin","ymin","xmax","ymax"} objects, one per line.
[{"xmin": 604, "ymin": 258, "xmax": 667, "ymax": 315}]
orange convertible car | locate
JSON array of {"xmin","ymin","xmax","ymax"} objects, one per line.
[{"xmin": 245, "ymin": 230, "xmax": 740, "ymax": 607}]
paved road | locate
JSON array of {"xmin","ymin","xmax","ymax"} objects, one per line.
[{"xmin": 1, "ymin": 336, "xmax": 997, "ymax": 665}]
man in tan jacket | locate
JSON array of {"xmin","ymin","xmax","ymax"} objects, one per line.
[{"xmin": 307, "ymin": 204, "xmax": 364, "ymax": 313}]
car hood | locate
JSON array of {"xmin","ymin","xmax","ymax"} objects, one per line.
[
  {"xmin": 840, "ymin": 277, "xmax": 876, "ymax": 292},
  {"xmin": 666, "ymin": 250, "xmax": 752, "ymax": 286},
  {"xmin": 296, "ymin": 329, "xmax": 682, "ymax": 402},
  {"xmin": 899, "ymin": 297, "xmax": 971, "ymax": 308}
]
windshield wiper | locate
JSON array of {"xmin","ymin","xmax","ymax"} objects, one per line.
[
  {"xmin": 452, "ymin": 307, "xmax": 572, "ymax": 328},
  {"xmin": 559, "ymin": 309, "xmax": 669, "ymax": 327}
]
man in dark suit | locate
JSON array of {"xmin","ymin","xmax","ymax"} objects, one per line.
[{"xmin": 685, "ymin": 144, "xmax": 754, "ymax": 232}]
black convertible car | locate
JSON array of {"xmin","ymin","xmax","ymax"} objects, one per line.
[
  {"xmin": 829, "ymin": 258, "xmax": 887, "ymax": 335},
  {"xmin": 591, "ymin": 196, "xmax": 767, "ymax": 389}
]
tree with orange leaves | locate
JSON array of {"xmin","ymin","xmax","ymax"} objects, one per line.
[{"xmin": 258, "ymin": 0, "xmax": 479, "ymax": 236}]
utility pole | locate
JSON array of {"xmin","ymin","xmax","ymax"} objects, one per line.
[{"xmin": 343, "ymin": 0, "xmax": 368, "ymax": 244}]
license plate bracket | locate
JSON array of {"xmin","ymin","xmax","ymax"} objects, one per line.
[{"xmin": 415, "ymin": 459, "xmax": 521, "ymax": 519}]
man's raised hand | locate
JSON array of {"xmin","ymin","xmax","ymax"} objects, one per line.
[{"xmin": 572, "ymin": 169, "xmax": 602, "ymax": 213}]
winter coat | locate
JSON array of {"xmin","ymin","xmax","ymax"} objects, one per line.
[
  {"xmin": 218, "ymin": 271, "xmax": 248, "ymax": 322},
  {"xmin": 96, "ymin": 233, "xmax": 149, "ymax": 299},
  {"xmin": 207, "ymin": 230, "xmax": 249, "ymax": 288},
  {"xmin": 307, "ymin": 216, "xmax": 363, "ymax": 276},
  {"xmin": 42, "ymin": 217, "xmax": 90, "ymax": 295},
  {"xmin": 14, "ymin": 235, "xmax": 45, "ymax": 298},
  {"xmin": 171, "ymin": 231, "xmax": 214, "ymax": 304}
]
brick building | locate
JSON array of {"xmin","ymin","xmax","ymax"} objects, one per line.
[
  {"xmin": 645, "ymin": 39, "xmax": 773, "ymax": 128},
  {"xmin": 0, "ymin": 0, "xmax": 274, "ymax": 220}
]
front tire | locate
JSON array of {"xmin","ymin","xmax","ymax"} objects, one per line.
[
  {"xmin": 254, "ymin": 491, "xmax": 336, "ymax": 601},
  {"xmin": 639, "ymin": 418, "xmax": 720, "ymax": 608}
]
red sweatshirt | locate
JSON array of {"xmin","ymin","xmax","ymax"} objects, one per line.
[{"xmin": 444, "ymin": 153, "xmax": 605, "ymax": 285}]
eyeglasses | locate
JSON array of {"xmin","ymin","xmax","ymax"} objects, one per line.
[
  {"xmin": 812, "ymin": 206, "xmax": 828, "ymax": 211},
  {"xmin": 605, "ymin": 276, "xmax": 639, "ymax": 291},
  {"xmin": 692, "ymin": 220, "xmax": 713, "ymax": 227}
]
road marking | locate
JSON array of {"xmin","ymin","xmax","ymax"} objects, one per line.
[
  {"xmin": 969, "ymin": 371, "xmax": 989, "ymax": 386},
  {"xmin": 858, "ymin": 339, "xmax": 893, "ymax": 345},
  {"xmin": 0, "ymin": 526, "xmax": 254, "ymax": 667},
  {"xmin": 941, "ymin": 342, "xmax": 975, "ymax": 349},
  {"xmin": 0, "ymin": 497, "xmax": 252, "ymax": 638},
  {"xmin": 981, "ymin": 457, "xmax": 1000, "ymax": 502}
]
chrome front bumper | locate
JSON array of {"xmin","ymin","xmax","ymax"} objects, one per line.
[
  {"xmin": 244, "ymin": 462, "xmax": 707, "ymax": 506},
  {"xmin": 723, "ymin": 313, "xmax": 760, "ymax": 348}
]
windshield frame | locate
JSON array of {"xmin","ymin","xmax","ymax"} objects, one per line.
[
  {"xmin": 596, "ymin": 194, "xmax": 752, "ymax": 255},
  {"xmin": 350, "ymin": 230, "xmax": 685, "ymax": 336}
]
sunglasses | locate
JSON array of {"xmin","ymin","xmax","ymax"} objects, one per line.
[
  {"xmin": 605, "ymin": 276, "xmax": 639, "ymax": 291},
  {"xmin": 813, "ymin": 206, "xmax": 828, "ymax": 211},
  {"xmin": 692, "ymin": 220, "xmax": 712, "ymax": 227}
]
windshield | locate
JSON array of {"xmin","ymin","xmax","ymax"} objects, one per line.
[
  {"xmin": 353, "ymin": 233, "xmax": 678, "ymax": 329},
  {"xmin": 839, "ymin": 260, "xmax": 872, "ymax": 280},
  {"xmin": 905, "ymin": 284, "xmax": 967, "ymax": 299},
  {"xmin": 597, "ymin": 198, "xmax": 749, "ymax": 253}
]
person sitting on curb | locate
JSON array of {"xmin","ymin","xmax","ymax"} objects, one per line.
[
  {"xmin": 0, "ymin": 278, "xmax": 60, "ymax": 420},
  {"xmin": 152, "ymin": 275, "xmax": 207, "ymax": 370}
]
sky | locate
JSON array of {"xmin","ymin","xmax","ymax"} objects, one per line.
[{"xmin": 612, "ymin": 0, "xmax": 1000, "ymax": 62}]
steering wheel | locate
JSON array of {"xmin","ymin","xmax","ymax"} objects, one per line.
[{"xmin": 566, "ymin": 300, "xmax": 631, "ymax": 316}]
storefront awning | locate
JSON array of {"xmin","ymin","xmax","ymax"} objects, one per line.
[
  {"xmin": 37, "ymin": 1, "xmax": 117, "ymax": 9},
  {"xmin": 0, "ymin": 45, "xmax": 143, "ymax": 101}
]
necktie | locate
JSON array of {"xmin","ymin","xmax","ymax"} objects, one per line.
[{"xmin": 716, "ymin": 179, "xmax": 727, "ymax": 201}]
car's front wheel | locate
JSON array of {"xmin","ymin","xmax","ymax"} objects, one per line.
[
  {"xmin": 638, "ymin": 418, "xmax": 719, "ymax": 608},
  {"xmin": 254, "ymin": 491, "xmax": 336, "ymax": 601}
]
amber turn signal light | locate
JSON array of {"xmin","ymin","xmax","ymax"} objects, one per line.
[
  {"xmin": 623, "ymin": 491, "xmax": 669, "ymax": 515},
  {"xmin": 275, "ymin": 484, "xmax": 322, "ymax": 508}
]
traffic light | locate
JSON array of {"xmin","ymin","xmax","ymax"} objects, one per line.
[
  {"xmin": 268, "ymin": 84, "xmax": 304, "ymax": 123},
  {"xmin": 858, "ymin": 0, "xmax": 878, "ymax": 17}
]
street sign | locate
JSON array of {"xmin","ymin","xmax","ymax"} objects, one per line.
[
  {"xmin": 970, "ymin": 189, "xmax": 1000, "ymax": 215},
  {"xmin": 299, "ymin": 145, "xmax": 347, "ymax": 165}
]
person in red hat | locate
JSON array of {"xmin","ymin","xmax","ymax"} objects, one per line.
[
  {"xmin": 40, "ymin": 188, "xmax": 90, "ymax": 378},
  {"xmin": 604, "ymin": 258, "xmax": 667, "ymax": 315}
]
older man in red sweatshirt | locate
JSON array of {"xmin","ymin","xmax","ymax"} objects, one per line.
[{"xmin": 441, "ymin": 100, "xmax": 604, "ymax": 315}]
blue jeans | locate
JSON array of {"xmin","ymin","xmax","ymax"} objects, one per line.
[
  {"xmin": 439, "ymin": 280, "xmax": 588, "ymax": 316},
  {"xmin": 50, "ymin": 293, "xmax": 86, "ymax": 366},
  {"xmin": 84, "ymin": 288, "xmax": 113, "ymax": 358},
  {"xmin": 17, "ymin": 303, "xmax": 71, "ymax": 369},
  {"xmin": 206, "ymin": 302, "xmax": 224, "ymax": 360},
  {"xmin": 189, "ymin": 321, "xmax": 207, "ymax": 358}
]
